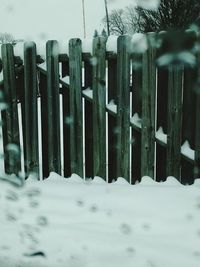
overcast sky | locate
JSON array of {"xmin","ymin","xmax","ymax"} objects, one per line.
[{"xmin": 0, "ymin": 0, "xmax": 135, "ymax": 41}]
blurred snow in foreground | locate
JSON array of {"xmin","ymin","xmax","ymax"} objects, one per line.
[{"xmin": 0, "ymin": 173, "xmax": 200, "ymax": 267}]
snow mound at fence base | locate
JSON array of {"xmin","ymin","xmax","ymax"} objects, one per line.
[{"xmin": 0, "ymin": 173, "xmax": 200, "ymax": 267}]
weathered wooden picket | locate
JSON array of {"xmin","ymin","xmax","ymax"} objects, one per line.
[{"xmin": 0, "ymin": 32, "xmax": 199, "ymax": 184}]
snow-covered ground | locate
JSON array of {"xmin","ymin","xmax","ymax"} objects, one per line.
[
  {"xmin": 0, "ymin": 1, "xmax": 199, "ymax": 266},
  {"xmin": 0, "ymin": 173, "xmax": 200, "ymax": 267}
]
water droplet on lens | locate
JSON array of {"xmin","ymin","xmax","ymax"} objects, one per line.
[
  {"xmin": 37, "ymin": 216, "xmax": 48, "ymax": 226},
  {"xmin": 120, "ymin": 223, "xmax": 132, "ymax": 235}
]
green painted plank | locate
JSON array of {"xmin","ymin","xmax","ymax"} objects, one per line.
[
  {"xmin": 92, "ymin": 37, "xmax": 107, "ymax": 179},
  {"xmin": 141, "ymin": 33, "xmax": 157, "ymax": 179},
  {"xmin": 166, "ymin": 65, "xmax": 183, "ymax": 180},
  {"xmin": 194, "ymin": 94, "xmax": 200, "ymax": 178},
  {"xmin": 84, "ymin": 57, "xmax": 94, "ymax": 178},
  {"xmin": 39, "ymin": 71, "xmax": 48, "ymax": 178},
  {"xmin": 156, "ymin": 68, "xmax": 168, "ymax": 181},
  {"xmin": 156, "ymin": 32, "xmax": 169, "ymax": 181},
  {"xmin": 69, "ymin": 39, "xmax": 83, "ymax": 177},
  {"xmin": 194, "ymin": 43, "xmax": 200, "ymax": 178},
  {"xmin": 181, "ymin": 66, "xmax": 196, "ymax": 183},
  {"xmin": 116, "ymin": 35, "xmax": 131, "ymax": 181},
  {"xmin": 1, "ymin": 44, "xmax": 21, "ymax": 175},
  {"xmin": 132, "ymin": 54, "xmax": 142, "ymax": 183},
  {"xmin": 42, "ymin": 40, "xmax": 61, "ymax": 177},
  {"xmin": 181, "ymin": 31, "xmax": 197, "ymax": 184},
  {"xmin": 23, "ymin": 42, "xmax": 39, "ymax": 178},
  {"xmin": 107, "ymin": 56, "xmax": 118, "ymax": 182},
  {"xmin": 62, "ymin": 59, "xmax": 71, "ymax": 177},
  {"xmin": 0, "ymin": 58, "xmax": 2, "ymax": 73}
]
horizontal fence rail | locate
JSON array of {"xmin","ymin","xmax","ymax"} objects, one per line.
[{"xmin": 0, "ymin": 31, "xmax": 200, "ymax": 184}]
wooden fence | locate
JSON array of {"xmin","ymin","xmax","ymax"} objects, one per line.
[{"xmin": 0, "ymin": 32, "xmax": 200, "ymax": 184}]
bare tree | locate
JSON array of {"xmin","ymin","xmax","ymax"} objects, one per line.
[
  {"xmin": 135, "ymin": 0, "xmax": 200, "ymax": 32},
  {"xmin": 0, "ymin": 32, "xmax": 23, "ymax": 45},
  {"xmin": 0, "ymin": 33, "xmax": 15, "ymax": 44},
  {"xmin": 104, "ymin": 0, "xmax": 200, "ymax": 35},
  {"xmin": 103, "ymin": 9, "xmax": 129, "ymax": 35}
]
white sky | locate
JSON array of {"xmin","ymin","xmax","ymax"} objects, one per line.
[{"xmin": 0, "ymin": 0, "xmax": 135, "ymax": 41}]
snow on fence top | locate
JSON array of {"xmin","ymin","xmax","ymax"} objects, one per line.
[
  {"xmin": 82, "ymin": 38, "xmax": 93, "ymax": 53},
  {"xmin": 0, "ymin": 33, "xmax": 152, "ymax": 61},
  {"xmin": 106, "ymin": 35, "xmax": 118, "ymax": 53}
]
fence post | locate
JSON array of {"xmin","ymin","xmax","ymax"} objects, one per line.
[
  {"xmin": 194, "ymin": 95, "xmax": 200, "ymax": 178},
  {"xmin": 180, "ymin": 31, "xmax": 197, "ymax": 184},
  {"xmin": 132, "ymin": 53, "xmax": 142, "ymax": 183},
  {"xmin": 1, "ymin": 44, "xmax": 21, "ymax": 175},
  {"xmin": 156, "ymin": 68, "xmax": 168, "ymax": 181},
  {"xmin": 166, "ymin": 65, "xmax": 183, "ymax": 179},
  {"xmin": 116, "ymin": 35, "xmax": 131, "ymax": 181},
  {"xmin": 62, "ymin": 59, "xmax": 71, "ymax": 177},
  {"xmin": 39, "ymin": 71, "xmax": 48, "ymax": 178},
  {"xmin": 41, "ymin": 40, "xmax": 61, "ymax": 177},
  {"xmin": 194, "ymin": 40, "xmax": 200, "ymax": 178},
  {"xmin": 92, "ymin": 37, "xmax": 107, "ymax": 179},
  {"xmin": 141, "ymin": 33, "xmax": 157, "ymax": 179},
  {"xmin": 69, "ymin": 39, "xmax": 83, "ymax": 177},
  {"xmin": 182, "ymin": 66, "xmax": 196, "ymax": 183},
  {"xmin": 23, "ymin": 42, "xmax": 39, "ymax": 178},
  {"xmin": 156, "ymin": 32, "xmax": 168, "ymax": 181},
  {"xmin": 84, "ymin": 55, "xmax": 94, "ymax": 178},
  {"xmin": 107, "ymin": 55, "xmax": 118, "ymax": 182}
]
